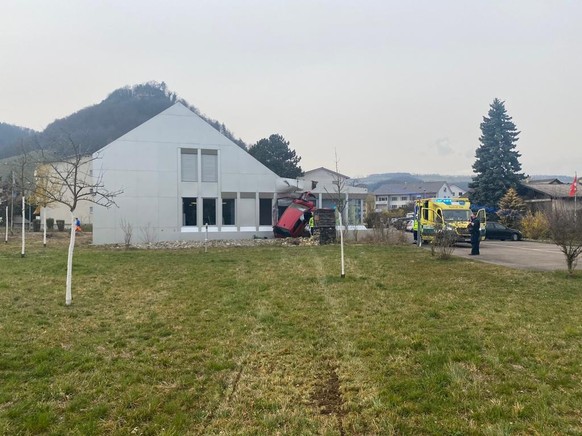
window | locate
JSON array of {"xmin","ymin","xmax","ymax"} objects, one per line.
[
  {"xmin": 201, "ymin": 150, "xmax": 218, "ymax": 182},
  {"xmin": 401, "ymin": 196, "xmax": 407, "ymax": 201},
  {"xmin": 183, "ymin": 197, "xmax": 197, "ymax": 226},
  {"xmin": 391, "ymin": 196, "xmax": 398, "ymax": 201},
  {"xmin": 259, "ymin": 198, "xmax": 272, "ymax": 226},
  {"xmin": 202, "ymin": 198, "xmax": 216, "ymax": 225},
  {"xmin": 181, "ymin": 149, "xmax": 198, "ymax": 182},
  {"xmin": 222, "ymin": 198, "xmax": 235, "ymax": 225}
]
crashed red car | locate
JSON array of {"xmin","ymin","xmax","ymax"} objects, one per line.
[{"xmin": 273, "ymin": 192, "xmax": 316, "ymax": 238}]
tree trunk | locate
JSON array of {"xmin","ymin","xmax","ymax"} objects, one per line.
[
  {"xmin": 21, "ymin": 196, "xmax": 25, "ymax": 258},
  {"xmin": 42, "ymin": 206, "xmax": 47, "ymax": 247},
  {"xmin": 65, "ymin": 211, "xmax": 76, "ymax": 305}
]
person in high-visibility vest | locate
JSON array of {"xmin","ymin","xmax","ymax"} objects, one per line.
[
  {"xmin": 308, "ymin": 215, "xmax": 315, "ymax": 236},
  {"xmin": 412, "ymin": 218, "xmax": 418, "ymax": 243}
]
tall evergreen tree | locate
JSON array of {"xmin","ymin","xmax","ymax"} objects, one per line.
[
  {"xmin": 248, "ymin": 134, "xmax": 303, "ymax": 178},
  {"xmin": 469, "ymin": 99, "xmax": 525, "ymax": 208}
]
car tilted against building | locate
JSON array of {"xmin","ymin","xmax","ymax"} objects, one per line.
[{"xmin": 273, "ymin": 192, "xmax": 317, "ymax": 238}]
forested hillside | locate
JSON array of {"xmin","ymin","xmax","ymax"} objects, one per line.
[
  {"xmin": 0, "ymin": 82, "xmax": 246, "ymax": 159},
  {"xmin": 0, "ymin": 123, "xmax": 36, "ymax": 150}
]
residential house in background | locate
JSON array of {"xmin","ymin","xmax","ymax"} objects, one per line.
[
  {"xmin": 373, "ymin": 181, "xmax": 466, "ymax": 211},
  {"xmin": 299, "ymin": 167, "xmax": 368, "ymax": 227},
  {"xmin": 92, "ymin": 103, "xmax": 307, "ymax": 245},
  {"xmin": 36, "ymin": 158, "xmax": 94, "ymax": 228},
  {"xmin": 448, "ymin": 183, "xmax": 468, "ymax": 198},
  {"xmin": 519, "ymin": 178, "xmax": 581, "ymax": 212}
]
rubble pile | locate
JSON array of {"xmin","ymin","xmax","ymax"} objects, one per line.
[{"xmin": 110, "ymin": 236, "xmax": 325, "ymax": 250}]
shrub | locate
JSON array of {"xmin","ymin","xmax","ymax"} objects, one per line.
[
  {"xmin": 520, "ymin": 211, "xmax": 549, "ymax": 240},
  {"xmin": 430, "ymin": 223, "xmax": 456, "ymax": 259},
  {"xmin": 46, "ymin": 218, "xmax": 54, "ymax": 230}
]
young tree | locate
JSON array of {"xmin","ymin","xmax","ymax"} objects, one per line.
[
  {"xmin": 35, "ymin": 135, "xmax": 122, "ymax": 305},
  {"xmin": 248, "ymin": 134, "xmax": 303, "ymax": 178},
  {"xmin": 470, "ymin": 99, "xmax": 525, "ymax": 208},
  {"xmin": 13, "ymin": 145, "xmax": 35, "ymax": 257},
  {"xmin": 546, "ymin": 206, "xmax": 582, "ymax": 275},
  {"xmin": 497, "ymin": 187, "xmax": 527, "ymax": 228}
]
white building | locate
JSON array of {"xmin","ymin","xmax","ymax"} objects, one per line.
[
  {"xmin": 92, "ymin": 103, "xmax": 307, "ymax": 244},
  {"xmin": 374, "ymin": 181, "xmax": 466, "ymax": 211},
  {"xmin": 300, "ymin": 167, "xmax": 368, "ymax": 227},
  {"xmin": 36, "ymin": 159, "xmax": 94, "ymax": 228}
]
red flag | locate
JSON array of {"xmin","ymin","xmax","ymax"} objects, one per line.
[{"xmin": 570, "ymin": 174, "xmax": 578, "ymax": 197}]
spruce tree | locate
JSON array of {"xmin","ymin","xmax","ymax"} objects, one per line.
[
  {"xmin": 469, "ymin": 99, "xmax": 525, "ymax": 208},
  {"xmin": 497, "ymin": 187, "xmax": 526, "ymax": 228}
]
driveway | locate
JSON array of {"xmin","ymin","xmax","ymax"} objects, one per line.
[
  {"xmin": 405, "ymin": 231, "xmax": 568, "ymax": 271},
  {"xmin": 446, "ymin": 240, "xmax": 567, "ymax": 271}
]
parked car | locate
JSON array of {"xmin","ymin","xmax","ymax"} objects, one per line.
[
  {"xmin": 485, "ymin": 222, "xmax": 522, "ymax": 241},
  {"xmin": 405, "ymin": 219, "xmax": 414, "ymax": 232}
]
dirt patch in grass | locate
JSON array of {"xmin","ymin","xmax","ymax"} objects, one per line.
[
  {"xmin": 8, "ymin": 230, "xmax": 93, "ymax": 247},
  {"xmin": 312, "ymin": 364, "xmax": 345, "ymax": 434}
]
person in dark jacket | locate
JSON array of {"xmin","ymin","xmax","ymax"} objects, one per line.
[{"xmin": 468, "ymin": 213, "xmax": 480, "ymax": 255}]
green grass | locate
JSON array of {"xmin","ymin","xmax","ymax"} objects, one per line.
[{"xmin": 1, "ymin": 239, "xmax": 582, "ymax": 434}]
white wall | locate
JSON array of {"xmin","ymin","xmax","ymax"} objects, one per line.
[{"xmin": 93, "ymin": 103, "xmax": 284, "ymax": 244}]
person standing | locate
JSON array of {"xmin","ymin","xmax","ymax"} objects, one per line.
[
  {"xmin": 468, "ymin": 213, "xmax": 480, "ymax": 255},
  {"xmin": 308, "ymin": 214, "xmax": 315, "ymax": 236}
]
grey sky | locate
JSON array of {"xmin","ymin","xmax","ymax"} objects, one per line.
[{"xmin": 1, "ymin": 0, "xmax": 580, "ymax": 178}]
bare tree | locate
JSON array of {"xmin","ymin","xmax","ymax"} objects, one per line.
[
  {"xmin": 546, "ymin": 206, "xmax": 582, "ymax": 275},
  {"xmin": 13, "ymin": 144, "xmax": 35, "ymax": 257},
  {"xmin": 430, "ymin": 216, "xmax": 457, "ymax": 259},
  {"xmin": 324, "ymin": 150, "xmax": 348, "ymax": 277},
  {"xmin": 139, "ymin": 222, "xmax": 157, "ymax": 246},
  {"xmin": 120, "ymin": 218, "xmax": 133, "ymax": 248},
  {"xmin": 34, "ymin": 134, "xmax": 122, "ymax": 305}
]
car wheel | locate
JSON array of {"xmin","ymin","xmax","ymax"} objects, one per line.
[{"xmin": 512, "ymin": 233, "xmax": 518, "ymax": 241}]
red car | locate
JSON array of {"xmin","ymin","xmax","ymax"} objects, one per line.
[{"xmin": 273, "ymin": 192, "xmax": 316, "ymax": 238}]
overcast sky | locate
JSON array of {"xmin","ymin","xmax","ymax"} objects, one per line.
[{"xmin": 1, "ymin": 0, "xmax": 580, "ymax": 178}]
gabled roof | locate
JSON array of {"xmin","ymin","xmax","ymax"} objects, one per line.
[
  {"xmin": 374, "ymin": 181, "xmax": 448, "ymax": 196},
  {"xmin": 525, "ymin": 178, "xmax": 563, "ymax": 185},
  {"xmin": 94, "ymin": 102, "xmax": 279, "ymax": 178},
  {"xmin": 96, "ymin": 102, "xmax": 236, "ymax": 152},
  {"xmin": 303, "ymin": 167, "xmax": 350, "ymax": 180},
  {"xmin": 521, "ymin": 180, "xmax": 578, "ymax": 198}
]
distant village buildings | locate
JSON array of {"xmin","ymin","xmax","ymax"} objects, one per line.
[{"xmin": 373, "ymin": 181, "xmax": 467, "ymax": 211}]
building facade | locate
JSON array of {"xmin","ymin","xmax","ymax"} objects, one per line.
[
  {"xmin": 92, "ymin": 103, "xmax": 306, "ymax": 244},
  {"xmin": 373, "ymin": 181, "xmax": 465, "ymax": 211},
  {"xmin": 300, "ymin": 167, "xmax": 368, "ymax": 227}
]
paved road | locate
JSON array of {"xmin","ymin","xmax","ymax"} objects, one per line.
[{"xmin": 442, "ymin": 240, "xmax": 567, "ymax": 271}]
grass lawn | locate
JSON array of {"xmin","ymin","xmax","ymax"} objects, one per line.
[{"xmin": 1, "ymin": 236, "xmax": 582, "ymax": 434}]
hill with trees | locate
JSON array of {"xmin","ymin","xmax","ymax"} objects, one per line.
[
  {"xmin": 0, "ymin": 82, "xmax": 246, "ymax": 160},
  {"xmin": 0, "ymin": 123, "xmax": 37, "ymax": 151}
]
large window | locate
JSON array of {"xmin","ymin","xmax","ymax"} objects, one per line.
[
  {"xmin": 181, "ymin": 149, "xmax": 198, "ymax": 182},
  {"xmin": 201, "ymin": 150, "xmax": 218, "ymax": 182},
  {"xmin": 259, "ymin": 198, "xmax": 272, "ymax": 226},
  {"xmin": 222, "ymin": 198, "xmax": 235, "ymax": 225},
  {"xmin": 183, "ymin": 197, "xmax": 197, "ymax": 226},
  {"xmin": 202, "ymin": 198, "xmax": 216, "ymax": 225}
]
